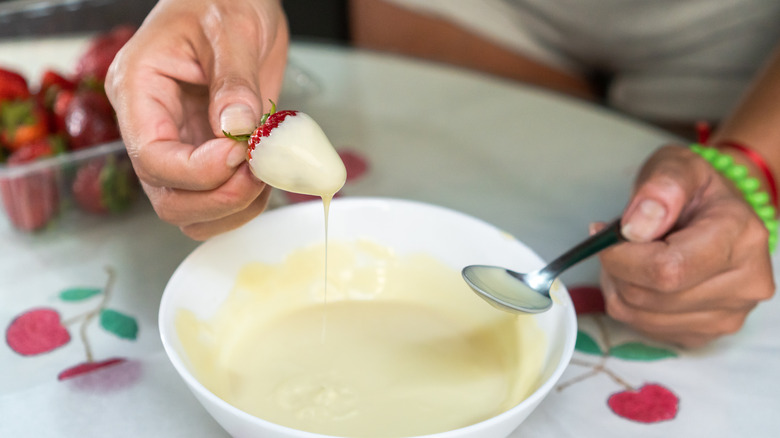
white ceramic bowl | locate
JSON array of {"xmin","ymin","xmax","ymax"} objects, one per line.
[{"xmin": 160, "ymin": 197, "xmax": 577, "ymax": 438}]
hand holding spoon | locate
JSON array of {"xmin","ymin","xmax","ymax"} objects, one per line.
[{"xmin": 462, "ymin": 220, "xmax": 623, "ymax": 313}]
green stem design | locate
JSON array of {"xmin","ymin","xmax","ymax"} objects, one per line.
[{"xmin": 77, "ymin": 267, "xmax": 115, "ymax": 362}]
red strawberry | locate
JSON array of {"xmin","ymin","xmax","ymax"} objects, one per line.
[
  {"xmin": 0, "ymin": 68, "xmax": 30, "ymax": 102},
  {"xmin": 5, "ymin": 138, "xmax": 57, "ymax": 164},
  {"xmin": 0, "ymin": 138, "xmax": 61, "ymax": 231},
  {"xmin": 72, "ymin": 156, "xmax": 137, "ymax": 215},
  {"xmin": 245, "ymin": 109, "xmax": 300, "ymax": 160},
  {"xmin": 75, "ymin": 26, "xmax": 135, "ymax": 83},
  {"xmin": 64, "ymin": 89, "xmax": 120, "ymax": 150},
  {"xmin": 37, "ymin": 70, "xmax": 77, "ymax": 121},
  {"xmin": 40, "ymin": 70, "xmax": 76, "ymax": 95},
  {"xmin": 0, "ymin": 99, "xmax": 50, "ymax": 151},
  {"xmin": 51, "ymin": 89, "xmax": 75, "ymax": 134}
]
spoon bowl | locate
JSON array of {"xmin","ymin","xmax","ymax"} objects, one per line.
[{"xmin": 463, "ymin": 220, "xmax": 623, "ymax": 313}]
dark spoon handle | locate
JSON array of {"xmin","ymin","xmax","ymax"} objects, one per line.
[{"xmin": 540, "ymin": 219, "xmax": 623, "ymax": 280}]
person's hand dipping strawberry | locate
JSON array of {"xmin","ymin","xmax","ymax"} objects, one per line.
[{"xmin": 105, "ymin": 0, "xmax": 289, "ymax": 240}]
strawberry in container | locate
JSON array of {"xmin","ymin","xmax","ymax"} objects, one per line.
[
  {"xmin": 0, "ymin": 26, "xmax": 140, "ymax": 231},
  {"xmin": 65, "ymin": 26, "xmax": 138, "ymax": 216},
  {"xmin": 74, "ymin": 25, "xmax": 135, "ymax": 84},
  {"xmin": 72, "ymin": 154, "xmax": 137, "ymax": 215},
  {"xmin": 0, "ymin": 137, "xmax": 62, "ymax": 231},
  {"xmin": 0, "ymin": 68, "xmax": 63, "ymax": 231}
]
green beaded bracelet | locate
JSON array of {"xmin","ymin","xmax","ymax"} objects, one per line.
[{"xmin": 690, "ymin": 144, "xmax": 778, "ymax": 253}]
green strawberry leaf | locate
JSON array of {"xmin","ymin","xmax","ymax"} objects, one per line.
[
  {"xmin": 100, "ymin": 309, "xmax": 139, "ymax": 340},
  {"xmin": 100, "ymin": 156, "xmax": 137, "ymax": 213},
  {"xmin": 575, "ymin": 330, "xmax": 602, "ymax": 355},
  {"xmin": 609, "ymin": 342, "xmax": 677, "ymax": 361},
  {"xmin": 222, "ymin": 130, "xmax": 251, "ymax": 142},
  {"xmin": 59, "ymin": 287, "xmax": 102, "ymax": 301}
]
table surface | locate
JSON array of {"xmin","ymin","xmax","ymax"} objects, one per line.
[{"xmin": 1, "ymin": 36, "xmax": 778, "ymax": 438}]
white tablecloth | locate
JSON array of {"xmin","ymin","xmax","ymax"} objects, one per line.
[{"xmin": 1, "ymin": 37, "xmax": 778, "ymax": 437}]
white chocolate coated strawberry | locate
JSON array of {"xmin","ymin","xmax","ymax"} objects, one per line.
[{"xmin": 247, "ymin": 111, "xmax": 346, "ymax": 197}]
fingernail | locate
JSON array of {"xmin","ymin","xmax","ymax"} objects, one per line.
[
  {"xmin": 622, "ymin": 199, "xmax": 667, "ymax": 242},
  {"xmin": 220, "ymin": 103, "xmax": 256, "ymax": 135},
  {"xmin": 226, "ymin": 144, "xmax": 247, "ymax": 168}
]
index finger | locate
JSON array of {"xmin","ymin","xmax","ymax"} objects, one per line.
[
  {"xmin": 112, "ymin": 67, "xmax": 247, "ymax": 190},
  {"xmin": 601, "ymin": 206, "xmax": 742, "ymax": 293}
]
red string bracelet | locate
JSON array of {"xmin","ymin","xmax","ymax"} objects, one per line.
[
  {"xmin": 696, "ymin": 121, "xmax": 711, "ymax": 144},
  {"xmin": 716, "ymin": 140, "xmax": 779, "ymax": 210}
]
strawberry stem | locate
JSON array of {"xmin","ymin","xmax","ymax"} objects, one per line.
[
  {"xmin": 222, "ymin": 99, "xmax": 277, "ymax": 142},
  {"xmin": 222, "ymin": 130, "xmax": 252, "ymax": 142},
  {"xmin": 259, "ymin": 99, "xmax": 277, "ymax": 125}
]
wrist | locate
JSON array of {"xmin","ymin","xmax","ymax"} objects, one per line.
[
  {"xmin": 690, "ymin": 144, "xmax": 778, "ymax": 253},
  {"xmin": 714, "ymin": 140, "xmax": 779, "ymax": 210}
]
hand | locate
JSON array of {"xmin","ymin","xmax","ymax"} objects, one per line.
[
  {"xmin": 105, "ymin": 0, "xmax": 289, "ymax": 240},
  {"xmin": 597, "ymin": 145, "xmax": 775, "ymax": 348}
]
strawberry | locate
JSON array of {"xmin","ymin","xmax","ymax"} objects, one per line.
[
  {"xmin": 37, "ymin": 69, "xmax": 77, "ymax": 118},
  {"xmin": 74, "ymin": 26, "xmax": 135, "ymax": 83},
  {"xmin": 72, "ymin": 156, "xmax": 137, "ymax": 215},
  {"xmin": 0, "ymin": 68, "xmax": 31, "ymax": 102},
  {"xmin": 224, "ymin": 101, "xmax": 347, "ymax": 197},
  {"xmin": 0, "ymin": 99, "xmax": 50, "ymax": 152},
  {"xmin": 0, "ymin": 138, "xmax": 61, "ymax": 231},
  {"xmin": 63, "ymin": 89, "xmax": 120, "ymax": 150},
  {"xmin": 40, "ymin": 70, "xmax": 76, "ymax": 95},
  {"xmin": 51, "ymin": 89, "xmax": 75, "ymax": 134}
]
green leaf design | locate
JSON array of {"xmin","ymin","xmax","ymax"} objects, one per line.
[
  {"xmin": 575, "ymin": 330, "xmax": 602, "ymax": 355},
  {"xmin": 59, "ymin": 287, "xmax": 102, "ymax": 302},
  {"xmin": 609, "ymin": 342, "xmax": 677, "ymax": 361},
  {"xmin": 100, "ymin": 309, "xmax": 139, "ymax": 340}
]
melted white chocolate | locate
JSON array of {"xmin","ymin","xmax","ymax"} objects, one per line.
[
  {"xmin": 248, "ymin": 112, "xmax": 347, "ymax": 197},
  {"xmin": 176, "ymin": 240, "xmax": 546, "ymax": 438}
]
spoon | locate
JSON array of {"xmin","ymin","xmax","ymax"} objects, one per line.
[{"xmin": 462, "ymin": 219, "xmax": 623, "ymax": 313}]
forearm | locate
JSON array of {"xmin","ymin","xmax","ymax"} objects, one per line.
[{"xmin": 710, "ymin": 43, "xmax": 780, "ymax": 192}]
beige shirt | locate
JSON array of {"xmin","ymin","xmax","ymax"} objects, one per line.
[{"xmin": 383, "ymin": 0, "xmax": 780, "ymax": 123}]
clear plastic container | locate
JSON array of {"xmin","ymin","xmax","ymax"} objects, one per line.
[{"xmin": 0, "ymin": 140, "xmax": 139, "ymax": 232}]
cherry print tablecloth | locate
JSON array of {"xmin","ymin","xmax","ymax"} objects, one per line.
[{"xmin": 2, "ymin": 36, "xmax": 779, "ymax": 438}]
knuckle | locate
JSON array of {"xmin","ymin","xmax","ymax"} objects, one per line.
[
  {"xmin": 648, "ymin": 250, "xmax": 686, "ymax": 292},
  {"xmin": 180, "ymin": 224, "xmax": 210, "ymax": 242},
  {"xmin": 718, "ymin": 314, "xmax": 748, "ymax": 336},
  {"xmin": 738, "ymin": 208, "xmax": 770, "ymax": 244},
  {"xmin": 152, "ymin": 204, "xmax": 180, "ymax": 226},
  {"xmin": 618, "ymin": 287, "xmax": 650, "ymax": 309},
  {"xmin": 742, "ymin": 278, "xmax": 775, "ymax": 304},
  {"xmin": 674, "ymin": 335, "xmax": 711, "ymax": 349},
  {"xmin": 210, "ymin": 186, "xmax": 253, "ymax": 213},
  {"xmin": 146, "ymin": 188, "xmax": 183, "ymax": 225},
  {"xmin": 604, "ymin": 292, "xmax": 632, "ymax": 323},
  {"xmin": 759, "ymin": 282, "xmax": 776, "ymax": 301}
]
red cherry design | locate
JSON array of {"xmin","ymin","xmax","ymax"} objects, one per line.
[
  {"xmin": 6, "ymin": 308, "xmax": 71, "ymax": 355},
  {"xmin": 569, "ymin": 285, "xmax": 606, "ymax": 315},
  {"xmin": 338, "ymin": 149, "xmax": 369, "ymax": 182},
  {"xmin": 608, "ymin": 383, "xmax": 678, "ymax": 423},
  {"xmin": 58, "ymin": 357, "xmax": 126, "ymax": 381}
]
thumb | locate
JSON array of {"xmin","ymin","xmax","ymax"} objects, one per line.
[
  {"xmin": 210, "ymin": 63, "xmax": 263, "ymax": 139},
  {"xmin": 206, "ymin": 40, "xmax": 267, "ymax": 169},
  {"xmin": 202, "ymin": 29, "xmax": 269, "ymax": 140},
  {"xmin": 621, "ymin": 146, "xmax": 704, "ymax": 242},
  {"xmin": 203, "ymin": 5, "xmax": 288, "ymax": 149}
]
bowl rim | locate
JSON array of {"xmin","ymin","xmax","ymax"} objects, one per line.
[{"xmin": 159, "ymin": 196, "xmax": 578, "ymax": 438}]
